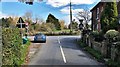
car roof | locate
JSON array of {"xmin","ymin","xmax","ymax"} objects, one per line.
[{"xmin": 36, "ymin": 33, "xmax": 44, "ymax": 35}]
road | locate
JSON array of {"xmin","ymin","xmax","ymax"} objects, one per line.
[{"xmin": 28, "ymin": 36, "xmax": 104, "ymax": 66}]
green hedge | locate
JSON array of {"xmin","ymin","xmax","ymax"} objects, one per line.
[
  {"xmin": 77, "ymin": 40, "xmax": 104, "ymax": 62},
  {"xmin": 106, "ymin": 59, "xmax": 120, "ymax": 67},
  {"xmin": 84, "ymin": 46, "xmax": 104, "ymax": 62},
  {"xmin": 31, "ymin": 31, "xmax": 79, "ymax": 36},
  {"xmin": 90, "ymin": 30, "xmax": 104, "ymax": 42},
  {"xmin": 105, "ymin": 30, "xmax": 120, "ymax": 42},
  {"xmin": 77, "ymin": 39, "xmax": 87, "ymax": 48},
  {"xmin": 19, "ymin": 40, "xmax": 30, "ymax": 65},
  {"xmin": 2, "ymin": 28, "xmax": 30, "ymax": 66}
]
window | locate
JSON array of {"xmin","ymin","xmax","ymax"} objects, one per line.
[
  {"xmin": 96, "ymin": 8, "xmax": 99, "ymax": 20},
  {"xmin": 119, "ymin": 19, "xmax": 120, "ymax": 24},
  {"xmin": 101, "ymin": 7, "xmax": 103, "ymax": 12}
]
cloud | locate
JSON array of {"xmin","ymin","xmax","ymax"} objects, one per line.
[
  {"xmin": 1, "ymin": 0, "xmax": 45, "ymax": 2},
  {"xmin": 60, "ymin": 7, "xmax": 84, "ymax": 14},
  {"xmin": 62, "ymin": 10, "xmax": 92, "ymax": 25},
  {"xmin": 46, "ymin": 0, "xmax": 98, "ymax": 7},
  {"xmin": 0, "ymin": 12, "xmax": 9, "ymax": 18},
  {"xmin": 1, "ymin": 0, "xmax": 18, "ymax": 2},
  {"xmin": 62, "ymin": 15, "xmax": 80, "ymax": 25}
]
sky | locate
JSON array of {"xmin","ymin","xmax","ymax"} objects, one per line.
[{"xmin": 0, "ymin": 0, "xmax": 101, "ymax": 25}]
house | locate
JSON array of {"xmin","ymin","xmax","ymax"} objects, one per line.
[
  {"xmin": 90, "ymin": 2, "xmax": 106, "ymax": 31},
  {"xmin": 117, "ymin": 1, "xmax": 120, "ymax": 32},
  {"xmin": 90, "ymin": 0, "xmax": 120, "ymax": 32}
]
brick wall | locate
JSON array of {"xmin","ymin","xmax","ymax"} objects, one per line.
[
  {"xmin": 91, "ymin": 2, "xmax": 105, "ymax": 31},
  {"xmin": 117, "ymin": 1, "xmax": 120, "ymax": 15},
  {"xmin": 118, "ymin": 1, "xmax": 120, "ymax": 32}
]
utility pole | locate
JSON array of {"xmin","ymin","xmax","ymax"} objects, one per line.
[{"xmin": 70, "ymin": 0, "xmax": 72, "ymax": 32}]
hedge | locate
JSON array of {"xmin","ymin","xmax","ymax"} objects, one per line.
[
  {"xmin": 2, "ymin": 28, "xmax": 30, "ymax": 66},
  {"xmin": 77, "ymin": 40, "xmax": 104, "ymax": 62},
  {"xmin": 30, "ymin": 31, "xmax": 79, "ymax": 36},
  {"xmin": 84, "ymin": 46, "xmax": 104, "ymax": 62},
  {"xmin": 105, "ymin": 30, "xmax": 120, "ymax": 42},
  {"xmin": 90, "ymin": 30, "xmax": 104, "ymax": 42}
]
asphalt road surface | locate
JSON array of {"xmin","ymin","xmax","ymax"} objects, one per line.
[{"xmin": 28, "ymin": 36, "xmax": 104, "ymax": 67}]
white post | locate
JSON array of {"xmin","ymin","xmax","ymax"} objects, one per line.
[
  {"xmin": 20, "ymin": 18, "xmax": 23, "ymax": 38},
  {"xmin": 20, "ymin": 18, "xmax": 23, "ymax": 44}
]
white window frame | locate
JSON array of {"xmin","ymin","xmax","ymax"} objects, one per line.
[
  {"xmin": 119, "ymin": 19, "xmax": 120, "ymax": 24},
  {"xmin": 96, "ymin": 8, "xmax": 99, "ymax": 20}
]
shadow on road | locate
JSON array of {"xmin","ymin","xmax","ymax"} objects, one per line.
[
  {"xmin": 60, "ymin": 37, "xmax": 79, "ymax": 50},
  {"xmin": 31, "ymin": 41, "xmax": 46, "ymax": 43}
]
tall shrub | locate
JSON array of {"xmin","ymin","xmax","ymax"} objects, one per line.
[
  {"xmin": 2, "ymin": 28, "xmax": 22, "ymax": 66},
  {"xmin": 100, "ymin": 0, "xmax": 118, "ymax": 33},
  {"xmin": 46, "ymin": 14, "xmax": 61, "ymax": 30}
]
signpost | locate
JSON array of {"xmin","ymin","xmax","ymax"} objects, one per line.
[
  {"xmin": 16, "ymin": 17, "xmax": 28, "ymax": 44},
  {"xmin": 78, "ymin": 19, "xmax": 84, "ymax": 41}
]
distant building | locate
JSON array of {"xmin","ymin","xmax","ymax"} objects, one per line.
[{"xmin": 90, "ymin": 1, "xmax": 120, "ymax": 32}]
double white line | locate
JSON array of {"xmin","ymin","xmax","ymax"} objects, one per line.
[{"xmin": 58, "ymin": 37, "xmax": 67, "ymax": 63}]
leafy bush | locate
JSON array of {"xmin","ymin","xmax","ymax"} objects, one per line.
[
  {"xmin": 2, "ymin": 28, "xmax": 22, "ymax": 66},
  {"xmin": 85, "ymin": 46, "xmax": 104, "ymax": 62},
  {"xmin": 90, "ymin": 31, "xmax": 99, "ymax": 37},
  {"xmin": 20, "ymin": 40, "xmax": 30, "ymax": 65},
  {"xmin": 116, "ymin": 34, "xmax": 120, "ymax": 41},
  {"xmin": 106, "ymin": 59, "xmax": 120, "ymax": 67},
  {"xmin": 44, "ymin": 31, "xmax": 78, "ymax": 36},
  {"xmin": 77, "ymin": 39, "xmax": 87, "ymax": 48},
  {"xmin": 77, "ymin": 39, "xmax": 104, "ymax": 62},
  {"xmin": 2, "ymin": 28, "xmax": 30, "ymax": 66},
  {"xmin": 33, "ymin": 23, "xmax": 56, "ymax": 32},
  {"xmin": 105, "ymin": 30, "xmax": 119, "ymax": 42},
  {"xmin": 90, "ymin": 31, "xmax": 104, "ymax": 42}
]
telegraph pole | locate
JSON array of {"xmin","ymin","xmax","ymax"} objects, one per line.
[{"xmin": 70, "ymin": 0, "xmax": 72, "ymax": 32}]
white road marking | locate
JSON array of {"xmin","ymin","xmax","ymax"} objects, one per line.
[
  {"xmin": 58, "ymin": 36, "xmax": 67, "ymax": 63},
  {"xmin": 58, "ymin": 40, "xmax": 61, "ymax": 44},
  {"xmin": 60, "ymin": 45, "xmax": 67, "ymax": 63},
  {"xmin": 58, "ymin": 37, "xmax": 61, "ymax": 44}
]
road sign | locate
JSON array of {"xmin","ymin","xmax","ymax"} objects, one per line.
[
  {"xmin": 17, "ymin": 17, "xmax": 24, "ymax": 23},
  {"xmin": 16, "ymin": 17, "xmax": 26, "ymax": 28}
]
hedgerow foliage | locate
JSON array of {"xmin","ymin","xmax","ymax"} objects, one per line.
[{"xmin": 2, "ymin": 28, "xmax": 22, "ymax": 66}]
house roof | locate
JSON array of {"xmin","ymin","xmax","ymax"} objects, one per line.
[
  {"xmin": 90, "ymin": 1, "xmax": 106, "ymax": 12},
  {"xmin": 91, "ymin": 0, "xmax": 120, "ymax": 12},
  {"xmin": 90, "ymin": 2, "xmax": 99, "ymax": 12}
]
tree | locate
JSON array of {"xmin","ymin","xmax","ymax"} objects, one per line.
[
  {"xmin": 10, "ymin": 16, "xmax": 19, "ymax": 27},
  {"xmin": 34, "ymin": 15, "xmax": 45, "ymax": 24},
  {"xmin": 100, "ymin": 0, "xmax": 118, "ymax": 33},
  {"xmin": 76, "ymin": 9, "xmax": 91, "ymax": 29},
  {"xmin": 23, "ymin": 11, "xmax": 33, "ymax": 24},
  {"xmin": 68, "ymin": 21, "xmax": 78, "ymax": 30},
  {"xmin": 59, "ymin": 20, "xmax": 65, "ymax": 30},
  {"xmin": 2, "ymin": 18, "xmax": 10, "ymax": 27},
  {"xmin": 2, "ymin": 17, "xmax": 17, "ymax": 27},
  {"xmin": 46, "ymin": 14, "xmax": 61, "ymax": 30}
]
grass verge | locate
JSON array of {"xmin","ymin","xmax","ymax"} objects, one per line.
[
  {"xmin": 77, "ymin": 39, "xmax": 104, "ymax": 62},
  {"xmin": 19, "ymin": 40, "xmax": 30, "ymax": 65},
  {"xmin": 106, "ymin": 59, "xmax": 120, "ymax": 67}
]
